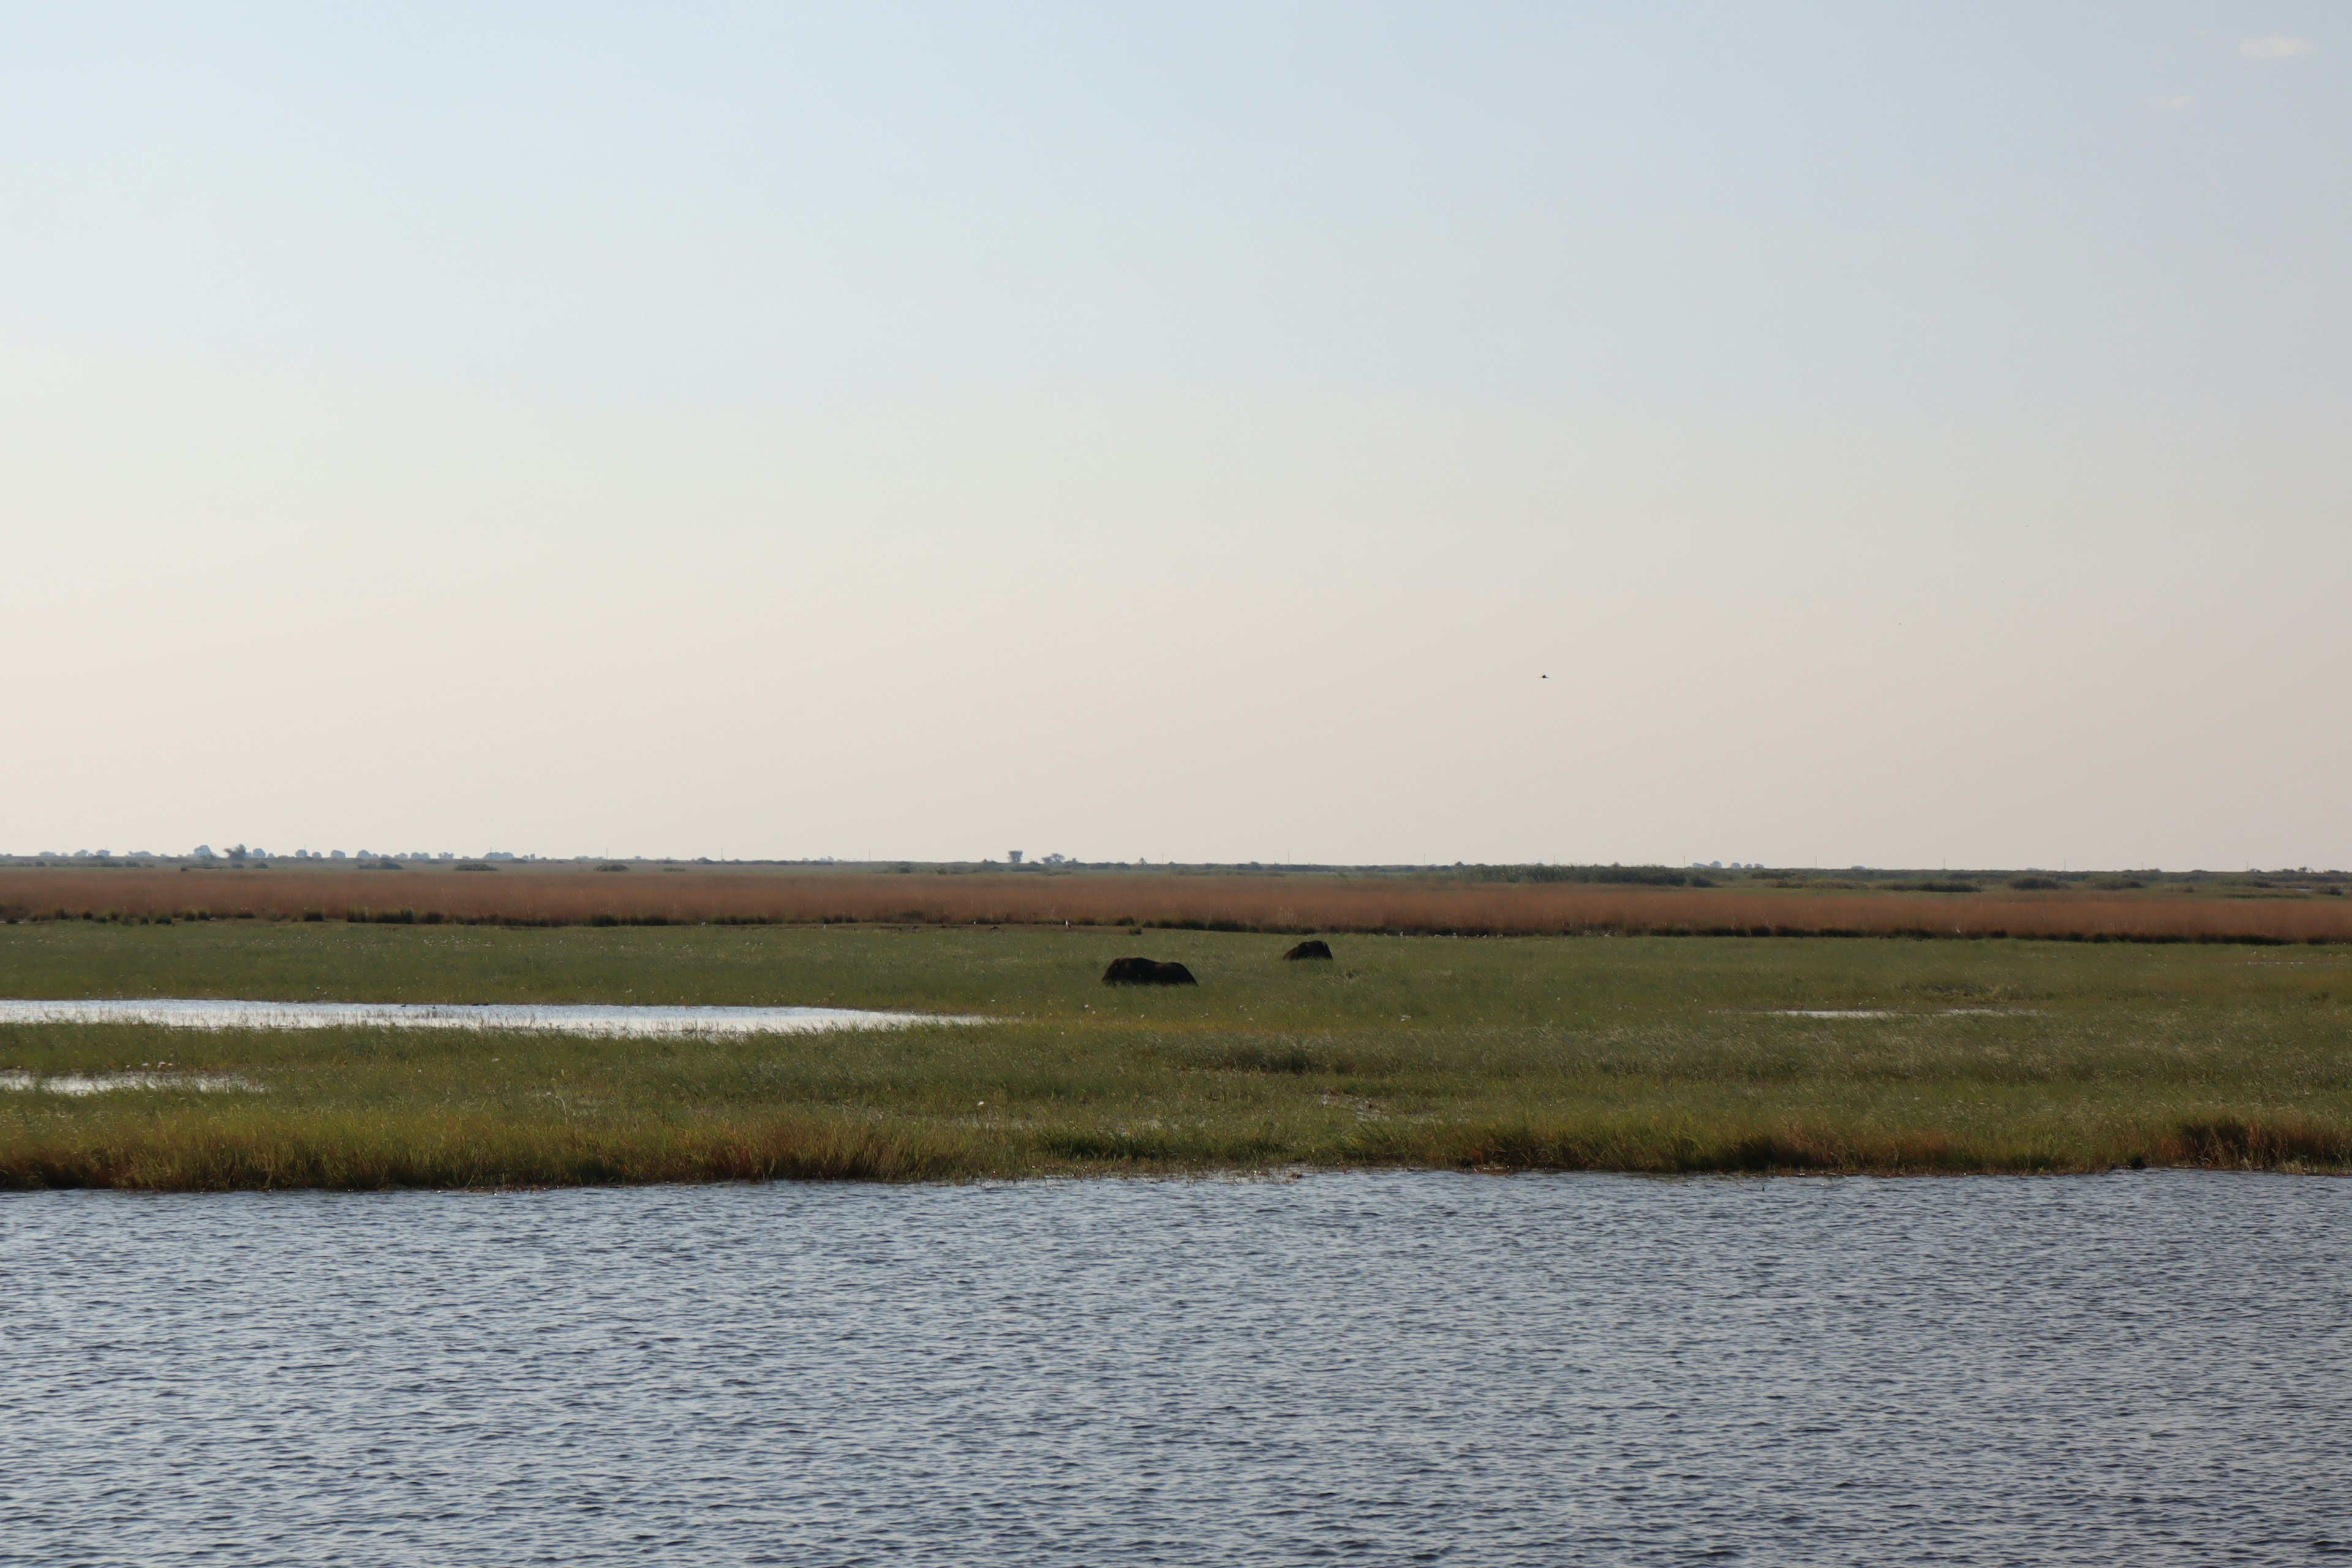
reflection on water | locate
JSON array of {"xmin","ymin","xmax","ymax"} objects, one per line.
[
  {"xmin": 1, "ymin": 1172, "xmax": 2343, "ymax": 1566},
  {"xmin": 0, "ymin": 1069, "xmax": 258, "ymax": 1095},
  {"xmin": 0, "ymin": 998, "xmax": 985, "ymax": 1036}
]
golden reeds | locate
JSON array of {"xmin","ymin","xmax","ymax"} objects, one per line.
[{"xmin": 2, "ymin": 867, "xmax": 2348, "ymax": 943}]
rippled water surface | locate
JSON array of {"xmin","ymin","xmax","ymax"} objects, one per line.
[
  {"xmin": 0, "ymin": 998, "xmax": 982, "ymax": 1036},
  {"xmin": 2, "ymin": 1173, "xmax": 2345, "ymax": 1566}
]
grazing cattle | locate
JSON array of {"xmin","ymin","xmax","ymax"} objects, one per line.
[
  {"xmin": 1281, "ymin": 940, "xmax": 1334, "ymax": 961},
  {"xmin": 1101, "ymin": 957, "xmax": 1197, "ymax": 986}
]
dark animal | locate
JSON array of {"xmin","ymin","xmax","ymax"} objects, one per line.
[
  {"xmin": 1281, "ymin": 940, "xmax": 1334, "ymax": 961},
  {"xmin": 1101, "ymin": 956, "xmax": 1196, "ymax": 986}
]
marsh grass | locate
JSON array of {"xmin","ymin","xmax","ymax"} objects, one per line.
[
  {"xmin": 0, "ymin": 922, "xmax": 2345, "ymax": 1188},
  {"xmin": 5, "ymin": 867, "xmax": 2350, "ymax": 943}
]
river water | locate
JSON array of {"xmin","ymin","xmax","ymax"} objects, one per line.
[
  {"xmin": 0, "ymin": 998, "xmax": 983, "ymax": 1036},
  {"xmin": 1, "ymin": 1172, "xmax": 2344, "ymax": 1566}
]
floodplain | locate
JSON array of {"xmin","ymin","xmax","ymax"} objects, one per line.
[
  {"xmin": 6, "ymin": 860, "xmax": 2351, "ymax": 942},
  {"xmin": 1, "ymin": 919, "xmax": 2344, "ymax": 1188}
]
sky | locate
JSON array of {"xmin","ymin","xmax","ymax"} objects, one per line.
[{"xmin": 2, "ymin": 2, "xmax": 2345, "ymax": 869}]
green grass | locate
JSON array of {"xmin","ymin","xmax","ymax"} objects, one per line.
[{"xmin": 2, "ymin": 921, "xmax": 2347, "ymax": 1187}]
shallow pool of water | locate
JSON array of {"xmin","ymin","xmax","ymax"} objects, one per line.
[
  {"xmin": 1, "ymin": 1172, "xmax": 2343, "ymax": 1565},
  {"xmin": 0, "ymin": 1069, "xmax": 258, "ymax": 1095},
  {"xmin": 0, "ymin": 998, "xmax": 985, "ymax": 1036}
]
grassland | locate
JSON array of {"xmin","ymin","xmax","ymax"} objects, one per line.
[
  {"xmin": 1, "ymin": 921, "xmax": 2345, "ymax": 1188},
  {"xmin": 6, "ymin": 862, "xmax": 2351, "ymax": 943}
]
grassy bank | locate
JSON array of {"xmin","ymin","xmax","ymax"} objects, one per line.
[{"xmin": 1, "ymin": 922, "xmax": 2346, "ymax": 1188}]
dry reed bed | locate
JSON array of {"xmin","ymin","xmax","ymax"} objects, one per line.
[
  {"xmin": 4, "ymin": 869, "xmax": 2348, "ymax": 943},
  {"xmin": 7, "ymin": 1111, "xmax": 2345, "ymax": 1189}
]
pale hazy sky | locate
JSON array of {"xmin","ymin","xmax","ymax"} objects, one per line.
[{"xmin": 2, "ymin": 3, "xmax": 2345, "ymax": 869}]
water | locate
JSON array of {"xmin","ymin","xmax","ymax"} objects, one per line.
[
  {"xmin": 1771, "ymin": 1009, "xmax": 2024, "ymax": 1018},
  {"xmin": 0, "ymin": 998, "xmax": 985, "ymax": 1036},
  {"xmin": 2, "ymin": 1172, "xmax": 2345, "ymax": 1566},
  {"xmin": 0, "ymin": 1070, "xmax": 258, "ymax": 1095}
]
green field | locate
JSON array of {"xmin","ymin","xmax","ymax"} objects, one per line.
[{"xmin": 1, "ymin": 921, "xmax": 2346, "ymax": 1187}]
